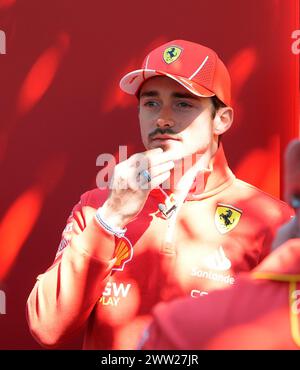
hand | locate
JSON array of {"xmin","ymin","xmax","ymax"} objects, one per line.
[{"xmin": 101, "ymin": 148, "xmax": 175, "ymax": 228}]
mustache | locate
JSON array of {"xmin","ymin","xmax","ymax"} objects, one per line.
[{"xmin": 148, "ymin": 128, "xmax": 177, "ymax": 139}]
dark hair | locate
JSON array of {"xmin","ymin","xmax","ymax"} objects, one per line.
[{"xmin": 211, "ymin": 96, "xmax": 227, "ymax": 118}]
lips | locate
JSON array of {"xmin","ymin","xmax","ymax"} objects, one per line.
[{"xmin": 151, "ymin": 134, "xmax": 180, "ymax": 141}]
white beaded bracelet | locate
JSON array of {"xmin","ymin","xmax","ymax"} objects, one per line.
[{"xmin": 94, "ymin": 207, "xmax": 127, "ymax": 238}]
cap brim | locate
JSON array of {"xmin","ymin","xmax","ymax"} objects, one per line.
[{"xmin": 119, "ymin": 69, "xmax": 215, "ymax": 98}]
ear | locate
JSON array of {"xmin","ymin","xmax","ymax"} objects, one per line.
[{"xmin": 213, "ymin": 107, "xmax": 234, "ymax": 135}]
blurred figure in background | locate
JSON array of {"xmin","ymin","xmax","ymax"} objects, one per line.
[{"xmin": 141, "ymin": 139, "xmax": 300, "ymax": 350}]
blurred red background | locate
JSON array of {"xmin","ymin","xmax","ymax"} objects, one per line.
[{"xmin": 0, "ymin": 0, "xmax": 299, "ymax": 349}]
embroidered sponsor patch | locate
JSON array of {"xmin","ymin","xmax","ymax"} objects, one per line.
[
  {"xmin": 215, "ymin": 203, "xmax": 242, "ymax": 234},
  {"xmin": 55, "ymin": 221, "xmax": 73, "ymax": 257},
  {"xmin": 57, "ymin": 238, "xmax": 69, "ymax": 254},
  {"xmin": 163, "ymin": 46, "xmax": 182, "ymax": 64},
  {"xmin": 112, "ymin": 236, "xmax": 133, "ymax": 271},
  {"xmin": 205, "ymin": 246, "xmax": 231, "ymax": 271}
]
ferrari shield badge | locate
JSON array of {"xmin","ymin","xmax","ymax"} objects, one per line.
[
  {"xmin": 215, "ymin": 203, "xmax": 242, "ymax": 234},
  {"xmin": 163, "ymin": 46, "xmax": 182, "ymax": 64}
]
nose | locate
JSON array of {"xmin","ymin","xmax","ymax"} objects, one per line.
[
  {"xmin": 156, "ymin": 118, "xmax": 174, "ymax": 128},
  {"xmin": 156, "ymin": 112, "xmax": 175, "ymax": 128}
]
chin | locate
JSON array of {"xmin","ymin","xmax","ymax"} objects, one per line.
[
  {"xmin": 146, "ymin": 140, "xmax": 186, "ymax": 161},
  {"xmin": 162, "ymin": 146, "xmax": 186, "ymax": 161}
]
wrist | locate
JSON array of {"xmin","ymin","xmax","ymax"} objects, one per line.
[
  {"xmin": 95, "ymin": 207, "xmax": 127, "ymax": 238},
  {"xmin": 101, "ymin": 200, "xmax": 128, "ymax": 229}
]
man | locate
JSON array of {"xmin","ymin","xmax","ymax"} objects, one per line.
[
  {"xmin": 141, "ymin": 139, "xmax": 300, "ymax": 350},
  {"xmin": 26, "ymin": 40, "xmax": 292, "ymax": 349}
]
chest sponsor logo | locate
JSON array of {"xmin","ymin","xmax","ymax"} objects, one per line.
[
  {"xmin": 190, "ymin": 289, "xmax": 208, "ymax": 298},
  {"xmin": 55, "ymin": 221, "xmax": 73, "ymax": 257},
  {"xmin": 99, "ymin": 282, "xmax": 131, "ymax": 306},
  {"xmin": 205, "ymin": 246, "xmax": 231, "ymax": 271},
  {"xmin": 215, "ymin": 203, "xmax": 242, "ymax": 234},
  {"xmin": 191, "ymin": 246, "xmax": 235, "ymax": 285},
  {"xmin": 112, "ymin": 236, "xmax": 133, "ymax": 271}
]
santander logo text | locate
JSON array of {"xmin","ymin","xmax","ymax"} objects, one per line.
[{"xmin": 191, "ymin": 246, "xmax": 235, "ymax": 285}]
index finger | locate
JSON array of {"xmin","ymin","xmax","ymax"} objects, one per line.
[
  {"xmin": 128, "ymin": 148, "xmax": 176, "ymax": 169},
  {"xmin": 142, "ymin": 148, "xmax": 177, "ymax": 168}
]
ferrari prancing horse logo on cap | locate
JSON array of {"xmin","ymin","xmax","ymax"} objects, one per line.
[
  {"xmin": 215, "ymin": 203, "xmax": 242, "ymax": 234},
  {"xmin": 163, "ymin": 46, "xmax": 182, "ymax": 64}
]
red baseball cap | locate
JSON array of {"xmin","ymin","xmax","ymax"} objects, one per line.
[{"xmin": 120, "ymin": 39, "xmax": 231, "ymax": 106}]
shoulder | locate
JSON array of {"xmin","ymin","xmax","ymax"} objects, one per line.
[
  {"xmin": 233, "ymin": 179, "xmax": 287, "ymax": 205},
  {"xmin": 231, "ymin": 179, "xmax": 293, "ymax": 218}
]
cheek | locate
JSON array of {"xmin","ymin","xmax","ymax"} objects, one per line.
[{"xmin": 183, "ymin": 121, "xmax": 213, "ymax": 146}]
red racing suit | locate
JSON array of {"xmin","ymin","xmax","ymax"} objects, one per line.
[
  {"xmin": 142, "ymin": 238, "xmax": 300, "ymax": 349},
  {"xmin": 26, "ymin": 145, "xmax": 293, "ymax": 349}
]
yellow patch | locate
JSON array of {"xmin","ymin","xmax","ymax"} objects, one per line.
[
  {"xmin": 163, "ymin": 46, "xmax": 182, "ymax": 64},
  {"xmin": 215, "ymin": 203, "xmax": 242, "ymax": 234},
  {"xmin": 289, "ymin": 282, "xmax": 300, "ymax": 347}
]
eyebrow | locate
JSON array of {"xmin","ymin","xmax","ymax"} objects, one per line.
[{"xmin": 139, "ymin": 90, "xmax": 199, "ymax": 100}]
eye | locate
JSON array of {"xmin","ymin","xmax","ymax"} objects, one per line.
[
  {"xmin": 143, "ymin": 100, "xmax": 160, "ymax": 108},
  {"xmin": 176, "ymin": 101, "xmax": 193, "ymax": 108}
]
